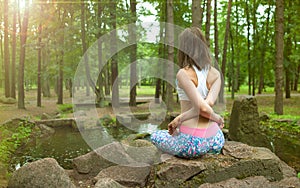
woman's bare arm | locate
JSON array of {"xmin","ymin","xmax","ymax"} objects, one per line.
[
  {"xmin": 176, "ymin": 69, "xmax": 222, "ymax": 123},
  {"xmin": 205, "ymin": 67, "xmax": 221, "ymax": 106},
  {"xmin": 168, "ymin": 68, "xmax": 223, "ymax": 134}
]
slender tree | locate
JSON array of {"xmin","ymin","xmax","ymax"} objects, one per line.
[
  {"xmin": 97, "ymin": 0, "xmax": 105, "ymax": 106},
  {"xmin": 4, "ymin": 0, "xmax": 10, "ymax": 97},
  {"xmin": 284, "ymin": 0, "xmax": 292, "ymax": 99},
  {"xmin": 129, "ymin": 0, "xmax": 137, "ymax": 107},
  {"xmin": 274, "ymin": 0, "xmax": 284, "ymax": 114},
  {"xmin": 245, "ymin": 0, "xmax": 251, "ymax": 95},
  {"xmin": 155, "ymin": 1, "xmax": 166, "ymax": 104},
  {"xmin": 18, "ymin": 0, "xmax": 30, "ymax": 109},
  {"xmin": 205, "ymin": 0, "xmax": 212, "ymax": 46},
  {"xmin": 166, "ymin": 0, "xmax": 174, "ymax": 111},
  {"xmin": 258, "ymin": 0, "xmax": 271, "ymax": 94},
  {"xmin": 213, "ymin": 0, "xmax": 219, "ymax": 63},
  {"xmin": 110, "ymin": 0, "xmax": 119, "ymax": 107},
  {"xmin": 220, "ymin": 0, "xmax": 232, "ymax": 102},
  {"xmin": 37, "ymin": 23, "xmax": 42, "ymax": 107},
  {"xmin": 11, "ymin": 0, "xmax": 17, "ymax": 99},
  {"xmin": 57, "ymin": 6, "xmax": 65, "ymax": 105},
  {"xmin": 251, "ymin": 0, "xmax": 258, "ymax": 96}
]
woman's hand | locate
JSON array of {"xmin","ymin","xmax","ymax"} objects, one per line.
[
  {"xmin": 168, "ymin": 116, "xmax": 181, "ymax": 135},
  {"xmin": 215, "ymin": 114, "xmax": 224, "ymax": 129}
]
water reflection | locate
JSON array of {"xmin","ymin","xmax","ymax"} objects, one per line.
[{"xmin": 10, "ymin": 122, "xmax": 162, "ymax": 171}]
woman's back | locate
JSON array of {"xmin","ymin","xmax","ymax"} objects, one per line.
[{"xmin": 177, "ymin": 66, "xmax": 220, "ymax": 129}]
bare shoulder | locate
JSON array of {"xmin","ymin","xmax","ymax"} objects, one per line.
[
  {"xmin": 207, "ymin": 66, "xmax": 220, "ymax": 84},
  {"xmin": 176, "ymin": 67, "xmax": 196, "ymax": 87}
]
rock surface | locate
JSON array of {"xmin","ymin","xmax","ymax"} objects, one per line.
[
  {"xmin": 7, "ymin": 158, "xmax": 76, "ymax": 188},
  {"xmin": 152, "ymin": 141, "xmax": 298, "ymax": 188},
  {"xmin": 94, "ymin": 178, "xmax": 126, "ymax": 188},
  {"xmin": 199, "ymin": 176, "xmax": 300, "ymax": 188},
  {"xmin": 228, "ymin": 96, "xmax": 270, "ymax": 147},
  {"xmin": 94, "ymin": 165, "xmax": 151, "ymax": 187}
]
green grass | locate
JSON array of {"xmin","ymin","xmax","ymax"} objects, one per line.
[
  {"xmin": 57, "ymin": 103, "xmax": 73, "ymax": 114},
  {"xmin": 224, "ymin": 85, "xmax": 276, "ymax": 95},
  {"xmin": 119, "ymin": 85, "xmax": 156, "ymax": 97}
]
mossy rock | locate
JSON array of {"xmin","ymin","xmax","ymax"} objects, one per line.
[{"xmin": 0, "ymin": 97, "xmax": 17, "ymax": 104}]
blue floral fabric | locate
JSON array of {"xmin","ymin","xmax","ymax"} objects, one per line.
[{"xmin": 150, "ymin": 129, "xmax": 225, "ymax": 158}]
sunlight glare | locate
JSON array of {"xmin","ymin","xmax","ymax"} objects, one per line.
[{"xmin": 19, "ymin": 0, "xmax": 33, "ymax": 10}]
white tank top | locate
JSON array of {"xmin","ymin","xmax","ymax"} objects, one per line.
[{"xmin": 176, "ymin": 65, "xmax": 209, "ymax": 101}]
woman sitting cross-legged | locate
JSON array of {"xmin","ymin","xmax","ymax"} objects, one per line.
[{"xmin": 150, "ymin": 27, "xmax": 225, "ymax": 158}]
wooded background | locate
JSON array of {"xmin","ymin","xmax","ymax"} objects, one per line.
[{"xmin": 0, "ymin": 0, "xmax": 299, "ymax": 115}]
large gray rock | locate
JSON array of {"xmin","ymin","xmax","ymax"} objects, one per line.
[
  {"xmin": 152, "ymin": 141, "xmax": 297, "ymax": 188},
  {"xmin": 94, "ymin": 165, "xmax": 151, "ymax": 187},
  {"xmin": 72, "ymin": 147, "xmax": 115, "ymax": 176},
  {"xmin": 7, "ymin": 158, "xmax": 76, "ymax": 188},
  {"xmin": 37, "ymin": 124, "xmax": 55, "ymax": 137},
  {"xmin": 72, "ymin": 142, "xmax": 137, "ymax": 176},
  {"xmin": 121, "ymin": 138, "xmax": 160, "ymax": 165},
  {"xmin": 228, "ymin": 96, "xmax": 270, "ymax": 147}
]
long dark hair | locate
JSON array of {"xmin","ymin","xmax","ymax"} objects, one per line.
[{"xmin": 177, "ymin": 27, "xmax": 212, "ymax": 70}]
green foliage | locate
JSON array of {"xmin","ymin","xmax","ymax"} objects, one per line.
[
  {"xmin": 0, "ymin": 120, "xmax": 34, "ymax": 165},
  {"xmin": 57, "ymin": 103, "xmax": 74, "ymax": 114},
  {"xmin": 260, "ymin": 119, "xmax": 300, "ymax": 136},
  {"xmin": 298, "ymin": 172, "xmax": 300, "ymax": 179}
]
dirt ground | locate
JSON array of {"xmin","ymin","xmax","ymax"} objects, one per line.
[{"xmin": 0, "ymin": 90, "xmax": 113, "ymax": 124}]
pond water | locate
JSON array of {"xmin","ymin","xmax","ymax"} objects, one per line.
[{"xmin": 9, "ymin": 122, "xmax": 161, "ymax": 171}]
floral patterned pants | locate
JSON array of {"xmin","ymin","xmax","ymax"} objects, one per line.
[{"xmin": 150, "ymin": 128, "xmax": 225, "ymax": 158}]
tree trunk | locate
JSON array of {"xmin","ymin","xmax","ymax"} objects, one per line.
[
  {"xmin": 251, "ymin": 0, "xmax": 257, "ymax": 96},
  {"xmin": 213, "ymin": 0, "xmax": 219, "ymax": 64},
  {"xmin": 220, "ymin": 0, "xmax": 232, "ymax": 103},
  {"xmin": 192, "ymin": 0, "xmax": 202, "ymax": 28},
  {"xmin": 166, "ymin": 0, "xmax": 174, "ymax": 112},
  {"xmin": 245, "ymin": 0, "xmax": 251, "ymax": 95},
  {"xmin": 57, "ymin": 7, "xmax": 65, "ymax": 105},
  {"xmin": 155, "ymin": 2, "xmax": 166, "ymax": 104},
  {"xmin": 0, "ymin": 31, "xmax": 3, "ymax": 89},
  {"xmin": 234, "ymin": 0, "xmax": 239, "ymax": 92},
  {"xmin": 11, "ymin": 0, "xmax": 17, "ymax": 99},
  {"xmin": 37, "ymin": 23, "xmax": 42, "ymax": 107},
  {"xmin": 258, "ymin": 0, "xmax": 271, "ymax": 94},
  {"xmin": 4, "ymin": 0, "xmax": 10, "ymax": 97},
  {"xmin": 230, "ymin": 31, "xmax": 234, "ymax": 99},
  {"xmin": 284, "ymin": 0, "xmax": 292, "ymax": 99},
  {"xmin": 110, "ymin": 0, "xmax": 119, "ymax": 107},
  {"xmin": 205, "ymin": 0, "xmax": 212, "ymax": 46},
  {"xmin": 274, "ymin": 0, "xmax": 284, "ymax": 115},
  {"xmin": 97, "ymin": 0, "xmax": 105, "ymax": 106},
  {"xmin": 42, "ymin": 37, "xmax": 51, "ymax": 97},
  {"xmin": 18, "ymin": 0, "xmax": 29, "ymax": 109},
  {"xmin": 129, "ymin": 0, "xmax": 137, "ymax": 107}
]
